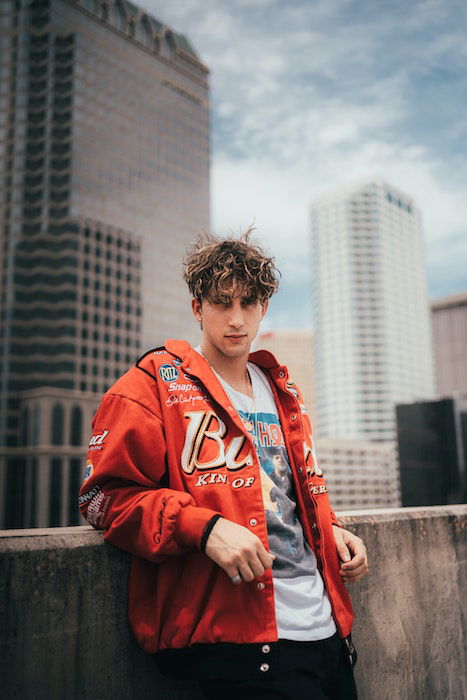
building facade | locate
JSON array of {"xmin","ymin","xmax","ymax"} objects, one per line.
[
  {"xmin": 0, "ymin": 0, "xmax": 209, "ymax": 527},
  {"xmin": 316, "ymin": 438, "xmax": 400, "ymax": 511},
  {"xmin": 396, "ymin": 397, "xmax": 467, "ymax": 506},
  {"xmin": 310, "ymin": 179, "xmax": 435, "ymax": 441},
  {"xmin": 431, "ymin": 292, "xmax": 467, "ymax": 396},
  {"xmin": 255, "ymin": 329, "xmax": 316, "ymax": 428}
]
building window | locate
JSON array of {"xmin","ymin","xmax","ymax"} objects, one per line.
[
  {"xmin": 68, "ymin": 458, "xmax": 81, "ymax": 525},
  {"xmin": 70, "ymin": 405, "xmax": 82, "ymax": 446},
  {"xmin": 20, "ymin": 406, "xmax": 29, "ymax": 446},
  {"xmin": 51, "ymin": 403, "xmax": 64, "ymax": 445},
  {"xmin": 49, "ymin": 458, "xmax": 62, "ymax": 526},
  {"xmin": 5, "ymin": 459, "xmax": 26, "ymax": 528},
  {"xmin": 33, "ymin": 404, "xmax": 41, "ymax": 446}
]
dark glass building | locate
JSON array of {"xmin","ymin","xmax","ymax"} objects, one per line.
[
  {"xmin": 396, "ymin": 397, "xmax": 467, "ymax": 506},
  {"xmin": 0, "ymin": 0, "xmax": 210, "ymax": 527}
]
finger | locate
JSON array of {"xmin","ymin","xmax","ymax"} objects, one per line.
[
  {"xmin": 341, "ymin": 563, "xmax": 367, "ymax": 579},
  {"xmin": 336, "ymin": 540, "xmax": 352, "ymax": 564},
  {"xmin": 248, "ymin": 555, "xmax": 265, "ymax": 579},
  {"xmin": 224, "ymin": 564, "xmax": 243, "ymax": 582},
  {"xmin": 340, "ymin": 552, "xmax": 366, "ymax": 570},
  {"xmin": 341, "ymin": 562, "xmax": 368, "ymax": 580},
  {"xmin": 238, "ymin": 561, "xmax": 255, "ymax": 583},
  {"xmin": 257, "ymin": 547, "xmax": 275, "ymax": 570}
]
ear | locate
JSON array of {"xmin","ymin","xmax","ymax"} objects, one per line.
[
  {"xmin": 261, "ymin": 300, "xmax": 269, "ymax": 318},
  {"xmin": 192, "ymin": 298, "xmax": 202, "ymax": 321}
]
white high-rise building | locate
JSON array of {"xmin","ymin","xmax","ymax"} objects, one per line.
[{"xmin": 311, "ymin": 179, "xmax": 435, "ymax": 441}]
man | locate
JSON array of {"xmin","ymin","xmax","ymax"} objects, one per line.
[{"xmin": 79, "ymin": 230, "xmax": 368, "ymax": 699}]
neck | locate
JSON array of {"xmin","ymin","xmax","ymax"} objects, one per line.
[{"xmin": 201, "ymin": 344, "xmax": 252, "ymax": 397}]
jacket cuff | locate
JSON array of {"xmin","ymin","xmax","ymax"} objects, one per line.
[
  {"xmin": 331, "ymin": 510, "xmax": 342, "ymax": 527},
  {"xmin": 175, "ymin": 504, "xmax": 222, "ymax": 550}
]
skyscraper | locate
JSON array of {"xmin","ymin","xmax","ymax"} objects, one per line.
[
  {"xmin": 310, "ymin": 180, "xmax": 435, "ymax": 441},
  {"xmin": 0, "ymin": 0, "xmax": 209, "ymax": 527},
  {"xmin": 431, "ymin": 291, "xmax": 467, "ymax": 396},
  {"xmin": 396, "ymin": 397, "xmax": 467, "ymax": 506}
]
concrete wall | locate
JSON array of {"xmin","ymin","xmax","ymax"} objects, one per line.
[{"xmin": 1, "ymin": 506, "xmax": 465, "ymax": 700}]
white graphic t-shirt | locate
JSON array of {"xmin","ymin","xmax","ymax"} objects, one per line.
[{"xmin": 208, "ymin": 356, "xmax": 337, "ymax": 641}]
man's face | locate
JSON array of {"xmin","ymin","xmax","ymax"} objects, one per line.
[
  {"xmin": 272, "ymin": 454, "xmax": 286, "ymax": 477},
  {"xmin": 192, "ymin": 285, "xmax": 268, "ymax": 362}
]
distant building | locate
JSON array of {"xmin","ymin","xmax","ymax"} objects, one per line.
[
  {"xmin": 316, "ymin": 438, "xmax": 400, "ymax": 510},
  {"xmin": 310, "ymin": 179, "xmax": 435, "ymax": 441},
  {"xmin": 0, "ymin": 387, "xmax": 99, "ymax": 528},
  {"xmin": 396, "ymin": 397, "xmax": 467, "ymax": 506},
  {"xmin": 0, "ymin": 0, "xmax": 209, "ymax": 527},
  {"xmin": 255, "ymin": 330, "xmax": 316, "ymax": 427},
  {"xmin": 431, "ymin": 292, "xmax": 467, "ymax": 396}
]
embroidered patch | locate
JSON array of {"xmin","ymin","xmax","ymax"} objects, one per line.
[
  {"xmin": 159, "ymin": 364, "xmax": 179, "ymax": 382},
  {"xmin": 84, "ymin": 459, "xmax": 94, "ymax": 480}
]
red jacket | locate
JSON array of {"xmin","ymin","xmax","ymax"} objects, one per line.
[{"xmin": 79, "ymin": 340, "xmax": 354, "ymax": 654}]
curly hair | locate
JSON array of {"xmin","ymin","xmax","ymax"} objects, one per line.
[{"xmin": 183, "ymin": 227, "xmax": 280, "ymax": 305}]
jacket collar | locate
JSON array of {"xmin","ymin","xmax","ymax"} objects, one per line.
[
  {"xmin": 162, "ymin": 340, "xmax": 289, "ymax": 434},
  {"xmin": 164, "ymin": 339, "xmax": 283, "ymax": 372}
]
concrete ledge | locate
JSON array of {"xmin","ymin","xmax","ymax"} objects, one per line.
[{"xmin": 1, "ymin": 506, "xmax": 466, "ymax": 700}]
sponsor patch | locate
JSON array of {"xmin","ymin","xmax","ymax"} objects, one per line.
[
  {"xmin": 78, "ymin": 484, "xmax": 101, "ymax": 506},
  {"xmin": 159, "ymin": 364, "xmax": 179, "ymax": 382},
  {"xmin": 84, "ymin": 459, "xmax": 94, "ymax": 480},
  {"xmin": 173, "ymin": 357, "xmax": 182, "ymax": 366},
  {"xmin": 87, "ymin": 491, "xmax": 111, "ymax": 528},
  {"xmin": 88, "ymin": 429, "xmax": 109, "ymax": 450}
]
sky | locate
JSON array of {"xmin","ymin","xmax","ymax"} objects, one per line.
[{"xmin": 145, "ymin": 0, "xmax": 467, "ymax": 329}]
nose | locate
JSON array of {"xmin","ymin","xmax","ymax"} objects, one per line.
[{"xmin": 228, "ymin": 301, "xmax": 244, "ymax": 329}]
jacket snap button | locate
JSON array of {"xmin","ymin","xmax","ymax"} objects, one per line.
[
  {"xmin": 291, "ymin": 415, "xmax": 297, "ymax": 421},
  {"xmin": 249, "ymin": 518, "xmax": 257, "ymax": 526},
  {"xmin": 279, "ymin": 371, "xmax": 285, "ymax": 378},
  {"xmin": 257, "ymin": 582, "xmax": 265, "ymax": 590},
  {"xmin": 298, "ymin": 467, "xmax": 303, "ymax": 473},
  {"xmin": 260, "ymin": 663, "xmax": 269, "ymax": 672},
  {"xmin": 262, "ymin": 644, "xmax": 270, "ymax": 654}
]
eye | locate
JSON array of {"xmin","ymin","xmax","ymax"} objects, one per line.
[{"xmin": 213, "ymin": 298, "xmax": 231, "ymax": 308}]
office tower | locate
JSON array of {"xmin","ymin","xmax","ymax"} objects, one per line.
[
  {"xmin": 317, "ymin": 438, "xmax": 400, "ymax": 510},
  {"xmin": 0, "ymin": 0, "xmax": 209, "ymax": 527},
  {"xmin": 431, "ymin": 292, "xmax": 467, "ymax": 396},
  {"xmin": 396, "ymin": 397, "xmax": 467, "ymax": 506},
  {"xmin": 311, "ymin": 179, "xmax": 435, "ymax": 441},
  {"xmin": 255, "ymin": 329, "xmax": 316, "ymax": 427}
]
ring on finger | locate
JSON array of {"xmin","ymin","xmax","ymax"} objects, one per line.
[{"xmin": 230, "ymin": 573, "xmax": 242, "ymax": 584}]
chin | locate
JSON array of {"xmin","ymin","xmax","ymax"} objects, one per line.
[{"xmin": 223, "ymin": 343, "xmax": 248, "ymax": 357}]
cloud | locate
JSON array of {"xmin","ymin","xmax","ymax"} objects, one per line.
[{"xmin": 145, "ymin": 0, "xmax": 467, "ymax": 326}]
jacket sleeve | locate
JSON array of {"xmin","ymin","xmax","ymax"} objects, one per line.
[{"xmin": 78, "ymin": 392, "xmax": 220, "ymax": 563}]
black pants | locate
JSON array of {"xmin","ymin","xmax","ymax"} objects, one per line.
[{"xmin": 198, "ymin": 633, "xmax": 358, "ymax": 700}]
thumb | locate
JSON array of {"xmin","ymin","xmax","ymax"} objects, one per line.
[{"xmin": 336, "ymin": 539, "xmax": 351, "ymax": 564}]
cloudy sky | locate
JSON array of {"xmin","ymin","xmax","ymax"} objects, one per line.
[{"xmin": 146, "ymin": 0, "xmax": 467, "ymax": 329}]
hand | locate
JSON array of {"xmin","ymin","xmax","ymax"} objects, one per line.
[
  {"xmin": 205, "ymin": 518, "xmax": 275, "ymax": 584},
  {"xmin": 332, "ymin": 524, "xmax": 368, "ymax": 583}
]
